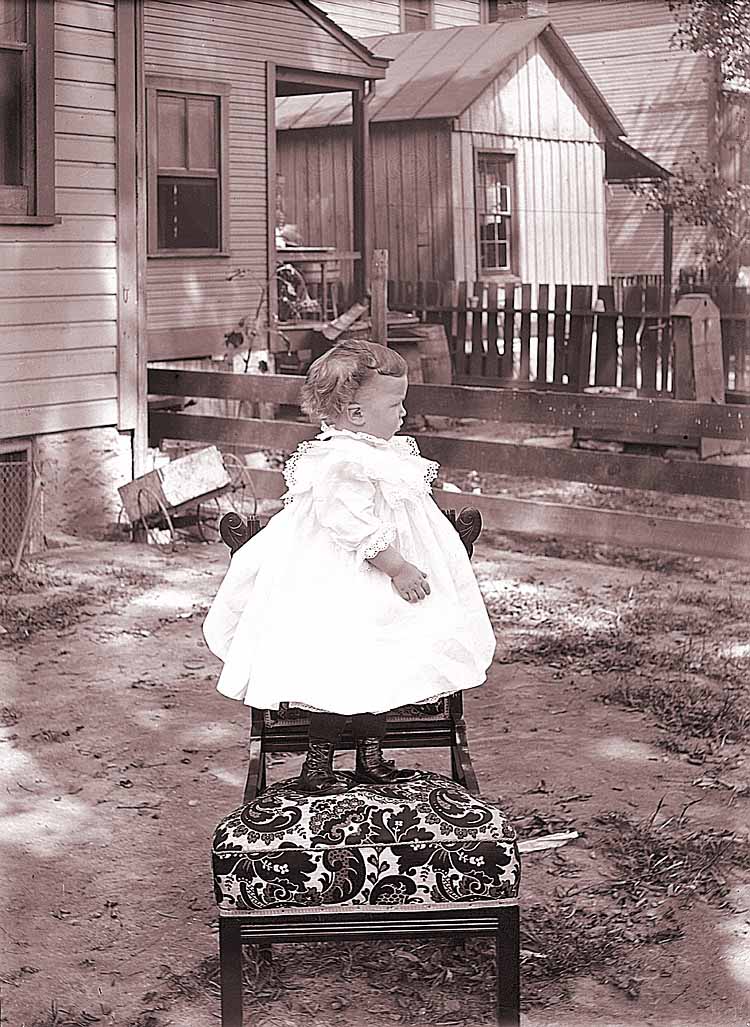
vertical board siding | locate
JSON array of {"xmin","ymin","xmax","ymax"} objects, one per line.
[
  {"xmin": 454, "ymin": 37, "xmax": 608, "ymax": 287},
  {"xmin": 0, "ymin": 0, "xmax": 118, "ymax": 439},
  {"xmin": 277, "ymin": 120, "xmax": 453, "ymax": 285},
  {"xmin": 547, "ymin": 0, "xmax": 712, "ymax": 279},
  {"xmin": 280, "ymin": 29, "xmax": 608, "ymax": 290},
  {"xmin": 313, "ymin": 1, "xmax": 481, "ymax": 37},
  {"xmin": 143, "ymin": 0, "xmax": 378, "ymax": 358},
  {"xmin": 453, "ymin": 131, "xmax": 607, "ymax": 286},
  {"xmin": 458, "ymin": 38, "xmax": 600, "ymax": 141}
]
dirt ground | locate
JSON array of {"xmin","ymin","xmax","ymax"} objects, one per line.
[{"xmin": 2, "ymin": 516, "xmax": 750, "ymax": 1027}]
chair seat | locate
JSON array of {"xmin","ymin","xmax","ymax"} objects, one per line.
[{"xmin": 213, "ymin": 771, "xmax": 520, "ymax": 915}]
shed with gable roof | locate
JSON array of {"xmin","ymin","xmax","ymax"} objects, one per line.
[{"xmin": 276, "ymin": 16, "xmax": 665, "ymax": 289}]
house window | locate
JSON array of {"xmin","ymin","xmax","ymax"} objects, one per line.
[
  {"xmin": 476, "ymin": 152, "xmax": 514, "ymax": 273},
  {"xmin": 0, "ymin": 0, "xmax": 54, "ymax": 222},
  {"xmin": 146, "ymin": 78, "xmax": 229, "ymax": 255},
  {"xmin": 401, "ymin": 0, "xmax": 432, "ymax": 32}
]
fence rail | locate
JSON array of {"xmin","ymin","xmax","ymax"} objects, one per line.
[
  {"xmin": 147, "ymin": 369, "xmax": 750, "ymax": 560},
  {"xmin": 385, "ymin": 280, "xmax": 750, "ymax": 394}
]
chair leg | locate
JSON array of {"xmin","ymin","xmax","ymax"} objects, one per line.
[
  {"xmin": 495, "ymin": 907, "xmax": 520, "ymax": 1026},
  {"xmin": 219, "ymin": 918, "xmax": 244, "ymax": 1027}
]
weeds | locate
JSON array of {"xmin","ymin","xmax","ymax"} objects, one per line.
[
  {"xmin": 604, "ymin": 679, "xmax": 750, "ymax": 753},
  {"xmin": 28, "ymin": 1004, "xmax": 101, "ymax": 1027},
  {"xmin": 159, "ymin": 902, "xmax": 669, "ymax": 1023},
  {"xmin": 0, "ymin": 562, "xmax": 158, "ymax": 643},
  {"xmin": 597, "ymin": 809, "xmax": 750, "ymax": 905}
]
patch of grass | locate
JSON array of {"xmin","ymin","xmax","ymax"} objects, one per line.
[
  {"xmin": 0, "ymin": 563, "xmax": 159, "ymax": 644},
  {"xmin": 28, "ymin": 1004, "xmax": 101, "ymax": 1027},
  {"xmin": 604, "ymin": 679, "xmax": 750, "ymax": 753},
  {"xmin": 0, "ymin": 563, "xmax": 73, "ymax": 596},
  {"xmin": 0, "ymin": 593, "xmax": 95, "ymax": 641},
  {"xmin": 158, "ymin": 898, "xmax": 681, "ymax": 1023},
  {"xmin": 1, "ymin": 705, "xmax": 20, "ymax": 726},
  {"xmin": 482, "ymin": 528, "xmax": 695, "ymax": 575},
  {"xmin": 597, "ymin": 810, "xmax": 750, "ymax": 905}
]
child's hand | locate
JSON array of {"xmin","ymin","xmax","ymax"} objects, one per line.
[{"xmin": 392, "ymin": 562, "xmax": 430, "ymax": 603}]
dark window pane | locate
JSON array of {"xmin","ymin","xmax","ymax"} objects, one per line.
[
  {"xmin": 403, "ymin": 0, "xmax": 430, "ymax": 30},
  {"xmin": 157, "ymin": 176, "xmax": 219, "ymax": 249},
  {"xmin": 0, "ymin": 49, "xmax": 22, "ymax": 185}
]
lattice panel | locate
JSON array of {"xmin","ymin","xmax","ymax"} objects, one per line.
[{"xmin": 0, "ymin": 455, "xmax": 34, "ymax": 562}]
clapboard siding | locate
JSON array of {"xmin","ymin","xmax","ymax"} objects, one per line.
[
  {"xmin": 0, "ymin": 400, "xmax": 120, "ymax": 439},
  {"xmin": 546, "ymin": 0, "xmax": 713, "ymax": 280},
  {"xmin": 305, "ymin": 1, "xmax": 482, "ymax": 37},
  {"xmin": 0, "ymin": 242, "xmax": 116, "ymax": 270},
  {"xmin": 0, "ymin": 373, "xmax": 116, "ymax": 410},
  {"xmin": 0, "ymin": 296, "xmax": 118, "ymax": 327},
  {"xmin": 0, "ymin": 323, "xmax": 118, "ymax": 356},
  {"xmin": 143, "ymin": 0, "xmax": 381, "ymax": 355},
  {"xmin": 607, "ymin": 185, "xmax": 702, "ymax": 278},
  {"xmin": 0, "ymin": 1, "xmax": 118, "ymax": 440},
  {"xmin": 0, "ymin": 269, "xmax": 117, "ymax": 299}
]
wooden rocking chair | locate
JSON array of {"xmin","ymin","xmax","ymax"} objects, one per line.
[{"xmin": 211, "ymin": 508, "xmax": 521, "ymax": 1026}]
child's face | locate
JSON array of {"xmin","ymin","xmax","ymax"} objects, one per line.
[{"xmin": 348, "ymin": 373, "xmax": 408, "ymax": 440}]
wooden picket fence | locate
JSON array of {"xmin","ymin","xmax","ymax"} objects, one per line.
[{"xmin": 386, "ymin": 280, "xmax": 750, "ymax": 396}]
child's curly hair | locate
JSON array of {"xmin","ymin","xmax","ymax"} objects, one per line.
[{"xmin": 301, "ymin": 338, "xmax": 407, "ymax": 423}]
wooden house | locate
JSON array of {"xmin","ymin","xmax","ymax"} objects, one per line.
[
  {"xmin": 0, "ymin": 0, "xmax": 386, "ymax": 544},
  {"xmin": 313, "ymin": 0, "xmax": 745, "ymax": 288},
  {"xmin": 276, "ymin": 17, "xmax": 663, "ymax": 289}
]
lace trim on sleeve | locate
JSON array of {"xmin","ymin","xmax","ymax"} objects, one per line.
[
  {"xmin": 396, "ymin": 436, "xmax": 439, "ymax": 489},
  {"xmin": 362, "ymin": 525, "xmax": 396, "ymax": 560},
  {"xmin": 281, "ymin": 440, "xmax": 316, "ymax": 504},
  {"xmin": 424, "ymin": 459, "xmax": 439, "ymax": 486}
]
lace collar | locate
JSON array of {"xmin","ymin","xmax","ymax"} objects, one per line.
[{"xmin": 317, "ymin": 423, "xmax": 397, "ymax": 449}]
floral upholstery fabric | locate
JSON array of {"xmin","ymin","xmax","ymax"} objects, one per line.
[{"xmin": 213, "ymin": 771, "xmax": 520, "ymax": 915}]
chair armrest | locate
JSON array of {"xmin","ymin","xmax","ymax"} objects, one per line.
[{"xmin": 243, "ymin": 713, "xmax": 266, "ymax": 802}]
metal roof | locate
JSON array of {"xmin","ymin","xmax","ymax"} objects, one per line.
[{"xmin": 276, "ymin": 18, "xmax": 625, "ymax": 137}]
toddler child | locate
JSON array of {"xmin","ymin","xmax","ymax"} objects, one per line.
[{"xmin": 203, "ymin": 338, "xmax": 496, "ymax": 794}]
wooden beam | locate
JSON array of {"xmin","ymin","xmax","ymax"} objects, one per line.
[
  {"xmin": 115, "ymin": 0, "xmax": 138, "ymax": 433},
  {"xmin": 149, "ymin": 411, "xmax": 314, "ymax": 451},
  {"xmin": 147, "ymin": 370, "xmax": 750, "ymax": 442},
  {"xmin": 431, "ymin": 491, "xmax": 750, "ymax": 563},
  {"xmin": 371, "ymin": 249, "xmax": 388, "ymax": 343},
  {"xmin": 147, "ymin": 402, "xmax": 750, "ymax": 502},
  {"xmin": 418, "ymin": 435, "xmax": 750, "ymax": 502},
  {"xmin": 352, "ymin": 86, "xmax": 369, "ymax": 294},
  {"xmin": 148, "ymin": 455, "xmax": 750, "ymax": 563},
  {"xmin": 267, "ymin": 62, "xmax": 278, "ymax": 340}
]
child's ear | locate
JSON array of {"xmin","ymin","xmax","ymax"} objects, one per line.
[{"xmin": 346, "ymin": 402, "xmax": 365, "ymax": 425}]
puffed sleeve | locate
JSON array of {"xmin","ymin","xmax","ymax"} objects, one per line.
[{"xmin": 311, "ymin": 460, "xmax": 395, "ymax": 561}]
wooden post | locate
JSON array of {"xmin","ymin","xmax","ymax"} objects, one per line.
[
  {"xmin": 371, "ymin": 249, "xmax": 388, "ymax": 344},
  {"xmin": 352, "ymin": 86, "xmax": 370, "ymax": 296},
  {"xmin": 672, "ymin": 293, "xmax": 738, "ymax": 458},
  {"xmin": 662, "ymin": 206, "xmax": 674, "ymax": 313}
]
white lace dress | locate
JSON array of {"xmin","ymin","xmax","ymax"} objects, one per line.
[{"xmin": 203, "ymin": 426, "xmax": 496, "ymax": 715}]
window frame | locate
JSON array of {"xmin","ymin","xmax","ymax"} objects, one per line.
[
  {"xmin": 146, "ymin": 76, "xmax": 230, "ymax": 258},
  {"xmin": 0, "ymin": 0, "xmax": 56, "ymax": 225},
  {"xmin": 474, "ymin": 149, "xmax": 518, "ymax": 277},
  {"xmin": 400, "ymin": 0, "xmax": 433, "ymax": 32}
]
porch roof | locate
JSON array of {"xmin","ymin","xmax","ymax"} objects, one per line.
[
  {"xmin": 605, "ymin": 137, "xmax": 670, "ymax": 182},
  {"xmin": 276, "ymin": 18, "xmax": 625, "ymax": 135}
]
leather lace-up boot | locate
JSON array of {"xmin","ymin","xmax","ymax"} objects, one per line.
[
  {"xmin": 298, "ymin": 740, "xmax": 349, "ymax": 795},
  {"xmin": 354, "ymin": 738, "xmax": 418, "ymax": 785}
]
